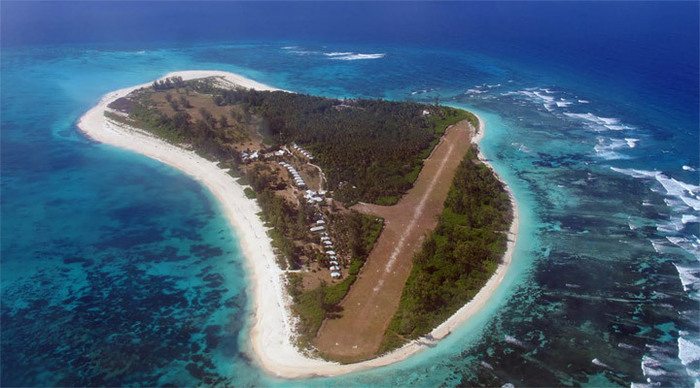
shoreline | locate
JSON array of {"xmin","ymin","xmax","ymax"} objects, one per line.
[
  {"xmin": 427, "ymin": 114, "xmax": 519, "ymax": 341},
  {"xmin": 77, "ymin": 70, "xmax": 519, "ymax": 378}
]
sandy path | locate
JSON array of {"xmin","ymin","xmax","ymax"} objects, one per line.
[{"xmin": 314, "ymin": 120, "xmax": 473, "ymax": 361}]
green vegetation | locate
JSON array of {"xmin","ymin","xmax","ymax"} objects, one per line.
[
  {"xmin": 151, "ymin": 76, "xmax": 186, "ymax": 91},
  {"xmin": 243, "ymin": 187, "xmax": 257, "ymax": 199},
  {"xmin": 118, "ymin": 79, "xmax": 476, "ymax": 206},
  {"xmin": 288, "ymin": 211, "xmax": 383, "ymax": 348},
  {"xmin": 111, "ymin": 78, "xmax": 499, "ymax": 353},
  {"xmin": 211, "ymin": 87, "xmax": 475, "ymax": 205},
  {"xmin": 429, "ymin": 107, "xmax": 473, "ymax": 136},
  {"xmin": 380, "ymin": 146, "xmax": 513, "ymax": 353},
  {"xmin": 375, "ymin": 195, "xmax": 400, "ymax": 206},
  {"xmin": 244, "ymin": 164, "xmax": 312, "ymax": 270}
]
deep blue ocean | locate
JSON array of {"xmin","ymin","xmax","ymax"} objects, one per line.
[{"xmin": 1, "ymin": 2, "xmax": 698, "ymax": 386}]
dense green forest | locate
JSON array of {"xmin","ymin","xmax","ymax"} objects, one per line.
[
  {"xmin": 207, "ymin": 85, "xmax": 474, "ymax": 204},
  {"xmin": 380, "ymin": 146, "xmax": 513, "ymax": 353},
  {"xmin": 122, "ymin": 79, "xmax": 475, "ymax": 204}
]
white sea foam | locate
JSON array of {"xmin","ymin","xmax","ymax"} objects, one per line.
[
  {"xmin": 610, "ymin": 168, "xmax": 700, "ymax": 215},
  {"xmin": 650, "ymin": 239, "xmax": 670, "ymax": 253},
  {"xmin": 511, "ymin": 142, "xmax": 531, "ymax": 154},
  {"xmin": 678, "ymin": 335, "xmax": 700, "ymax": 367},
  {"xmin": 683, "ymin": 165, "xmax": 697, "ymax": 172},
  {"xmin": 323, "ymin": 52, "xmax": 354, "ymax": 57},
  {"xmin": 503, "ymin": 88, "xmax": 574, "ymax": 111},
  {"xmin": 682, "ymin": 215, "xmax": 700, "ymax": 224},
  {"xmin": 592, "ymin": 358, "xmax": 611, "ymax": 368},
  {"xmin": 646, "ymin": 343, "xmax": 676, "ymax": 355},
  {"xmin": 480, "ymin": 361, "xmax": 494, "ymax": 370},
  {"xmin": 641, "ymin": 355, "xmax": 668, "ymax": 377},
  {"xmin": 594, "ymin": 138, "xmax": 632, "ymax": 160},
  {"xmin": 654, "ymin": 174, "xmax": 700, "ymax": 212},
  {"xmin": 672, "ymin": 263, "xmax": 699, "ymax": 293},
  {"xmin": 678, "ymin": 334, "xmax": 700, "ymax": 384},
  {"xmin": 611, "ymin": 167, "xmax": 659, "ymax": 179},
  {"xmin": 564, "ymin": 112, "xmax": 634, "ymax": 131},
  {"xmin": 532, "ymin": 91, "xmax": 555, "ymax": 111},
  {"xmin": 504, "ymin": 335, "xmax": 525, "ymax": 348},
  {"xmin": 283, "ymin": 47, "xmax": 385, "ymax": 60},
  {"xmin": 666, "ymin": 236, "xmax": 700, "ymax": 258},
  {"xmin": 285, "ymin": 48, "xmax": 318, "ymax": 55},
  {"xmin": 656, "ymin": 216, "xmax": 686, "ymax": 233},
  {"xmin": 625, "ymin": 138, "xmax": 640, "ymax": 148},
  {"xmin": 326, "ymin": 52, "xmax": 385, "ymax": 60},
  {"xmin": 578, "ymin": 99, "xmax": 590, "ymax": 104},
  {"xmin": 555, "ymin": 99, "xmax": 572, "ymax": 108}
]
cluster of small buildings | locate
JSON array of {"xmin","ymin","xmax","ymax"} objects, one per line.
[
  {"xmin": 240, "ymin": 150, "xmax": 260, "ymax": 163},
  {"xmin": 309, "ymin": 217, "xmax": 340, "ymax": 278},
  {"xmin": 244, "ymin": 144, "xmax": 341, "ymax": 280},
  {"xmin": 303, "ymin": 189, "xmax": 326, "ymax": 205},
  {"xmin": 278, "ymin": 162, "xmax": 306, "ymax": 188},
  {"xmin": 241, "ymin": 148, "xmax": 285, "ymax": 163},
  {"xmin": 291, "ymin": 143, "xmax": 314, "ymax": 160}
]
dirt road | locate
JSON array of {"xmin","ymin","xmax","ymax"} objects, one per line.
[{"xmin": 314, "ymin": 119, "xmax": 473, "ymax": 362}]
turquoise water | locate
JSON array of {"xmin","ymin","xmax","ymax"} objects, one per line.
[{"xmin": 2, "ymin": 3, "xmax": 699, "ymax": 386}]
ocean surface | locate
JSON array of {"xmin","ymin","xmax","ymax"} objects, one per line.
[{"xmin": 1, "ymin": 2, "xmax": 698, "ymax": 386}]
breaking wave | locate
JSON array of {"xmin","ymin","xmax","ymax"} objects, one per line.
[
  {"xmin": 325, "ymin": 52, "xmax": 385, "ymax": 60},
  {"xmin": 281, "ymin": 46, "xmax": 386, "ymax": 60},
  {"xmin": 594, "ymin": 137, "xmax": 635, "ymax": 160},
  {"xmin": 563, "ymin": 112, "xmax": 634, "ymax": 131},
  {"xmin": 501, "ymin": 88, "xmax": 574, "ymax": 111},
  {"xmin": 610, "ymin": 168, "xmax": 700, "ymax": 213}
]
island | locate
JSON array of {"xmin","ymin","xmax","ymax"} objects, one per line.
[{"xmin": 78, "ymin": 70, "xmax": 518, "ymax": 378}]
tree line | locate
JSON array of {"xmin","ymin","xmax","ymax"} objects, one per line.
[
  {"xmin": 130, "ymin": 79, "xmax": 475, "ymax": 205},
  {"xmin": 381, "ymin": 146, "xmax": 513, "ymax": 352},
  {"xmin": 212, "ymin": 87, "xmax": 472, "ymax": 204},
  {"xmin": 151, "ymin": 76, "xmax": 185, "ymax": 91}
]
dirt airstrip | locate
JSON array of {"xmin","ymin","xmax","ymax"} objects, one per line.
[{"xmin": 314, "ymin": 119, "xmax": 474, "ymax": 362}]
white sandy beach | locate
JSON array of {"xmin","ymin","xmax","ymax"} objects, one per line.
[{"xmin": 78, "ymin": 70, "xmax": 519, "ymax": 378}]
